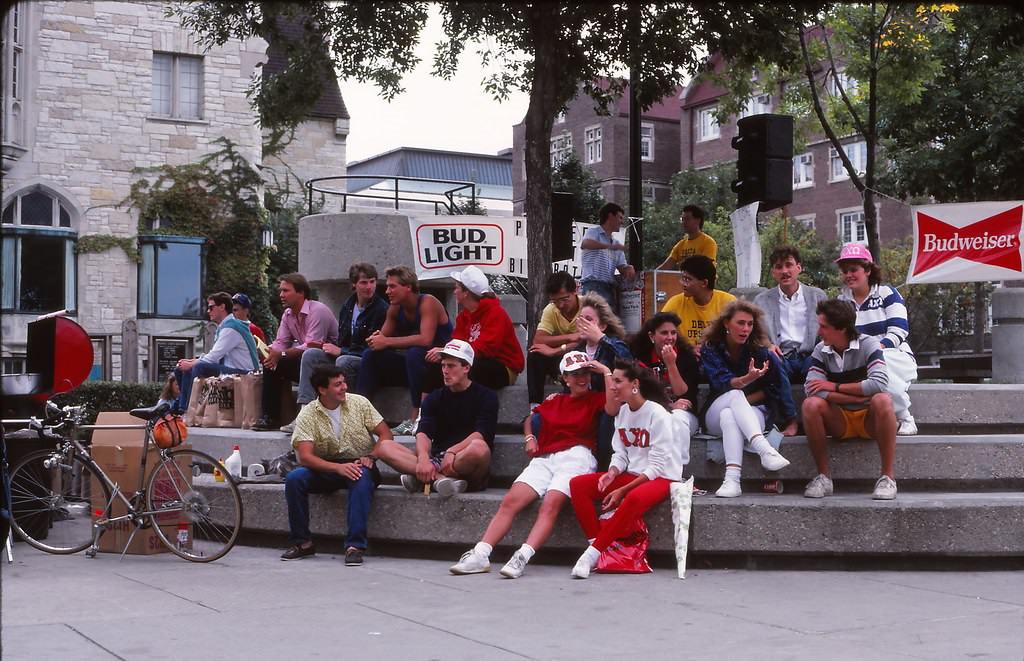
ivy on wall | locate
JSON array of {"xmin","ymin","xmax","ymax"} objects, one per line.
[{"xmin": 76, "ymin": 234, "xmax": 141, "ymax": 263}]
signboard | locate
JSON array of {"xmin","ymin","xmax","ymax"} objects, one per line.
[
  {"xmin": 408, "ymin": 216, "xmax": 528, "ymax": 281},
  {"xmin": 152, "ymin": 337, "xmax": 190, "ymax": 381},
  {"xmin": 407, "ymin": 216, "xmax": 627, "ymax": 282},
  {"xmin": 731, "ymin": 202, "xmax": 762, "ymax": 288},
  {"xmin": 907, "ymin": 201, "xmax": 1024, "ymax": 284}
]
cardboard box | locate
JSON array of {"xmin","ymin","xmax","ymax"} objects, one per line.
[
  {"xmin": 643, "ymin": 270, "xmax": 686, "ymax": 321},
  {"xmin": 89, "ymin": 412, "xmax": 192, "ymax": 554}
]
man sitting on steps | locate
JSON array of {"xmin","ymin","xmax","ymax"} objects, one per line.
[
  {"xmin": 373, "ymin": 340, "xmax": 497, "ymax": 497},
  {"xmin": 802, "ymin": 299, "xmax": 898, "ymax": 501}
]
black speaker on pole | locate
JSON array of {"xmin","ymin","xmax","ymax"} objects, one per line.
[
  {"xmin": 552, "ymin": 192, "xmax": 575, "ymax": 262},
  {"xmin": 731, "ymin": 113, "xmax": 794, "ymax": 212}
]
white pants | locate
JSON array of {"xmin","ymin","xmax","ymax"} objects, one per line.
[
  {"xmin": 883, "ymin": 348, "xmax": 917, "ymax": 422},
  {"xmin": 704, "ymin": 389, "xmax": 766, "ymax": 467},
  {"xmin": 670, "ymin": 409, "xmax": 697, "ymax": 469}
]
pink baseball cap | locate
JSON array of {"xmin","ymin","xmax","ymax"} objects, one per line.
[{"xmin": 835, "ymin": 243, "xmax": 874, "ymax": 264}]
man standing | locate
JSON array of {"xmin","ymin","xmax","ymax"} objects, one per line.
[
  {"xmin": 356, "ymin": 265, "xmax": 452, "ymax": 435},
  {"xmin": 526, "ymin": 271, "xmax": 582, "ymax": 409},
  {"xmin": 754, "ymin": 246, "xmax": 828, "ymax": 382},
  {"xmin": 579, "ymin": 202, "xmax": 635, "ymax": 313},
  {"xmin": 373, "ymin": 340, "xmax": 497, "ymax": 497},
  {"xmin": 655, "ymin": 205, "xmax": 718, "ymax": 269},
  {"xmin": 802, "ymin": 299, "xmax": 898, "ymax": 500},
  {"xmin": 253, "ymin": 273, "xmax": 339, "ymax": 432},
  {"xmin": 660, "ymin": 255, "xmax": 736, "ymax": 345},
  {"xmin": 297, "ymin": 263, "xmax": 388, "ymax": 412},
  {"xmin": 280, "ymin": 365, "xmax": 394, "ymax": 565},
  {"xmin": 173, "ymin": 291, "xmax": 259, "ymax": 412}
]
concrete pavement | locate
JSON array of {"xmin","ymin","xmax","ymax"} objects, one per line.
[{"xmin": 2, "ymin": 544, "xmax": 1023, "ymax": 660}]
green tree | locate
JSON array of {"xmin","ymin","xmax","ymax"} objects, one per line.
[
  {"xmin": 551, "ymin": 153, "xmax": 604, "ymax": 224},
  {"xmin": 711, "ymin": 3, "xmax": 956, "ymax": 263}
]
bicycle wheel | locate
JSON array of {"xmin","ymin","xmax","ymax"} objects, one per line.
[
  {"xmin": 9, "ymin": 449, "xmax": 111, "ymax": 554},
  {"xmin": 146, "ymin": 448, "xmax": 242, "ymax": 562}
]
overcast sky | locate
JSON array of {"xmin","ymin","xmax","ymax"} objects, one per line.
[{"xmin": 340, "ymin": 9, "xmax": 530, "ymax": 163}]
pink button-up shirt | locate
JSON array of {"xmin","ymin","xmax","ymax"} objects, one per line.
[{"xmin": 269, "ymin": 299, "xmax": 339, "ymax": 353}]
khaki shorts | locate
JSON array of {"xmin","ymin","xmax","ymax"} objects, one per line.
[{"xmin": 839, "ymin": 407, "xmax": 870, "ymax": 440}]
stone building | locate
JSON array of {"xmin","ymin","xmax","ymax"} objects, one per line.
[
  {"xmin": 1, "ymin": 1, "xmax": 347, "ymax": 382},
  {"xmin": 511, "ymin": 82, "xmax": 683, "ymax": 216}
]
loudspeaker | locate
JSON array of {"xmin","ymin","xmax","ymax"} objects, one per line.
[
  {"xmin": 552, "ymin": 192, "xmax": 575, "ymax": 262},
  {"xmin": 731, "ymin": 114, "xmax": 794, "ymax": 212}
]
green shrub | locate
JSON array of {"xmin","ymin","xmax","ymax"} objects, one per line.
[{"xmin": 52, "ymin": 381, "xmax": 163, "ymax": 426}]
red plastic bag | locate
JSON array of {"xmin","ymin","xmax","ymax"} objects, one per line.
[{"xmin": 596, "ymin": 514, "xmax": 652, "ymax": 574}]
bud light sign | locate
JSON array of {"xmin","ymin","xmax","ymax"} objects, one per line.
[
  {"xmin": 907, "ymin": 202, "xmax": 1024, "ymax": 284},
  {"xmin": 409, "ymin": 217, "xmax": 528, "ymax": 280}
]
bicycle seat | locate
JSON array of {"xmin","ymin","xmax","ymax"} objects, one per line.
[{"xmin": 129, "ymin": 402, "xmax": 172, "ymax": 420}]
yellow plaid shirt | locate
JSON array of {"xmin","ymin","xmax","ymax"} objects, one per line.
[{"xmin": 290, "ymin": 394, "xmax": 384, "ymax": 460}]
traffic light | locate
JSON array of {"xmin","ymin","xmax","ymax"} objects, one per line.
[{"xmin": 731, "ymin": 113, "xmax": 794, "ymax": 212}]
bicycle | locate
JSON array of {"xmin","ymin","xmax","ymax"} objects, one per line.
[{"xmin": 4, "ymin": 401, "xmax": 242, "ymax": 562}]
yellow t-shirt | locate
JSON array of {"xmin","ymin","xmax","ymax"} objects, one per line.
[
  {"xmin": 536, "ymin": 299, "xmax": 579, "ymax": 336},
  {"xmin": 661, "ymin": 289, "xmax": 737, "ymax": 344},
  {"xmin": 668, "ymin": 232, "xmax": 718, "ymax": 265}
]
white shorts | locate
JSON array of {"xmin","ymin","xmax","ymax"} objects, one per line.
[{"xmin": 514, "ymin": 445, "xmax": 597, "ymax": 498}]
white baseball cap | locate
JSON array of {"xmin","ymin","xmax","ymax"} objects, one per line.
[
  {"xmin": 439, "ymin": 339, "xmax": 475, "ymax": 366},
  {"xmin": 451, "ymin": 265, "xmax": 491, "ymax": 296},
  {"xmin": 560, "ymin": 351, "xmax": 591, "ymax": 374}
]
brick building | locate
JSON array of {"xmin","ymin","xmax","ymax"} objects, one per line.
[
  {"xmin": 511, "ymin": 82, "xmax": 683, "ymax": 216},
  {"xmin": 1, "ymin": 1, "xmax": 347, "ymax": 381},
  {"xmin": 679, "ymin": 59, "xmax": 911, "ymax": 246}
]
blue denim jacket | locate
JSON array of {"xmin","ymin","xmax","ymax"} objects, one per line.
[{"xmin": 699, "ymin": 341, "xmax": 797, "ymax": 430}]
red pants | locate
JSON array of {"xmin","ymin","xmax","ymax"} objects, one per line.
[{"xmin": 569, "ymin": 472, "xmax": 672, "ymax": 552}]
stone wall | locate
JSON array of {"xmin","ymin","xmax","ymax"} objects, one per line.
[{"xmin": 263, "ymin": 117, "xmax": 350, "ymax": 214}]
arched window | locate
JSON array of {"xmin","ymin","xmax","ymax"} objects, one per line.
[{"xmin": 1, "ymin": 187, "xmax": 77, "ymax": 313}]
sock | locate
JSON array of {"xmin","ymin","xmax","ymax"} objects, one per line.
[
  {"xmin": 749, "ymin": 434, "xmax": 772, "ymax": 455},
  {"xmin": 474, "ymin": 541, "xmax": 493, "ymax": 558},
  {"xmin": 725, "ymin": 466, "xmax": 741, "ymax": 482},
  {"xmin": 518, "ymin": 544, "xmax": 535, "ymax": 561}
]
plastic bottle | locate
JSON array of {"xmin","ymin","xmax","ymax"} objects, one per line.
[
  {"xmin": 224, "ymin": 445, "xmax": 243, "ymax": 479},
  {"xmin": 176, "ymin": 522, "xmax": 190, "ymax": 551}
]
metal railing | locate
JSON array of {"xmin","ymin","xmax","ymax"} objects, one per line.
[{"xmin": 305, "ymin": 175, "xmax": 478, "ymax": 216}]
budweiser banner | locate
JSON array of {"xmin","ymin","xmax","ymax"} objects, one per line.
[
  {"xmin": 408, "ymin": 216, "xmax": 528, "ymax": 281},
  {"xmin": 907, "ymin": 201, "xmax": 1024, "ymax": 284}
]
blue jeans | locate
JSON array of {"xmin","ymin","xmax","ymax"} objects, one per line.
[
  {"xmin": 297, "ymin": 349, "xmax": 363, "ymax": 404},
  {"xmin": 174, "ymin": 362, "xmax": 247, "ymax": 412},
  {"xmin": 781, "ymin": 351, "xmax": 812, "ymax": 384},
  {"xmin": 356, "ymin": 346, "xmax": 428, "ymax": 410},
  {"xmin": 284, "ymin": 465, "xmax": 379, "ymax": 549},
  {"xmin": 580, "ymin": 280, "xmax": 617, "ymax": 314}
]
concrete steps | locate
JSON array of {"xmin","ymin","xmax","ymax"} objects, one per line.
[{"xmin": 198, "ymin": 480, "xmax": 1024, "ymax": 557}]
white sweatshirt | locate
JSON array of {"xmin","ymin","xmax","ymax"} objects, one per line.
[{"xmin": 609, "ymin": 400, "xmax": 685, "ymax": 482}]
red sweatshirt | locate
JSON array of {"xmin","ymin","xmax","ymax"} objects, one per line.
[{"xmin": 453, "ymin": 297, "xmax": 525, "ymax": 373}]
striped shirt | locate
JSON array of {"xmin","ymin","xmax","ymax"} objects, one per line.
[
  {"xmin": 806, "ymin": 334, "xmax": 889, "ymax": 410},
  {"xmin": 580, "ymin": 225, "xmax": 627, "ymax": 284},
  {"xmin": 839, "ymin": 284, "xmax": 912, "ymax": 353}
]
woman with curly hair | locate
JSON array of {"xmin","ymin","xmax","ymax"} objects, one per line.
[
  {"xmin": 568, "ymin": 359, "xmax": 686, "ymax": 579},
  {"xmin": 700, "ymin": 300, "xmax": 796, "ymax": 498},
  {"xmin": 629, "ymin": 311, "xmax": 700, "ymax": 436}
]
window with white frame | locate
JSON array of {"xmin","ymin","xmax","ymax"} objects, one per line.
[
  {"xmin": 793, "ymin": 213, "xmax": 815, "ymax": 229},
  {"xmin": 642, "ymin": 182, "xmax": 657, "ymax": 203},
  {"xmin": 584, "ymin": 126, "xmax": 602, "ymax": 164},
  {"xmin": 838, "ymin": 209, "xmax": 868, "ymax": 244},
  {"xmin": 829, "ymin": 69, "xmax": 859, "ymax": 98},
  {"xmin": 152, "ymin": 52, "xmax": 203, "ymax": 120},
  {"xmin": 792, "ymin": 152, "xmax": 814, "ymax": 188},
  {"xmin": 550, "ymin": 132, "xmax": 572, "ymax": 167},
  {"xmin": 1, "ymin": 356, "xmax": 27, "ymax": 375},
  {"xmin": 2, "ymin": 2, "xmax": 27, "ymax": 147},
  {"xmin": 740, "ymin": 92, "xmax": 772, "ymax": 118},
  {"xmin": 697, "ymin": 107, "xmax": 719, "ymax": 142},
  {"xmin": 640, "ymin": 123, "xmax": 654, "ymax": 161},
  {"xmin": 138, "ymin": 236, "xmax": 205, "ymax": 318},
  {"xmin": 2, "ymin": 188, "xmax": 77, "ymax": 313},
  {"xmin": 830, "ymin": 141, "xmax": 867, "ymax": 181}
]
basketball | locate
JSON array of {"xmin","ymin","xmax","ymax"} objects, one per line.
[{"xmin": 153, "ymin": 414, "xmax": 188, "ymax": 449}]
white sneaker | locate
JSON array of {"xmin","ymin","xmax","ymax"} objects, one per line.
[
  {"xmin": 759, "ymin": 447, "xmax": 791, "ymax": 472},
  {"xmin": 715, "ymin": 479, "xmax": 742, "ymax": 498},
  {"xmin": 804, "ymin": 473, "xmax": 834, "ymax": 498},
  {"xmin": 434, "ymin": 477, "xmax": 468, "ymax": 498},
  {"xmin": 872, "ymin": 475, "xmax": 898, "ymax": 500},
  {"xmin": 571, "ymin": 549, "xmax": 598, "ymax": 579},
  {"xmin": 400, "ymin": 474, "xmax": 422, "ymax": 494},
  {"xmin": 390, "ymin": 419, "xmax": 417, "ymax": 436},
  {"xmin": 500, "ymin": 550, "xmax": 529, "ymax": 578},
  {"xmin": 279, "ymin": 421, "xmax": 296, "ymax": 434},
  {"xmin": 449, "ymin": 549, "xmax": 490, "ymax": 574},
  {"xmin": 897, "ymin": 418, "xmax": 918, "ymax": 436}
]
